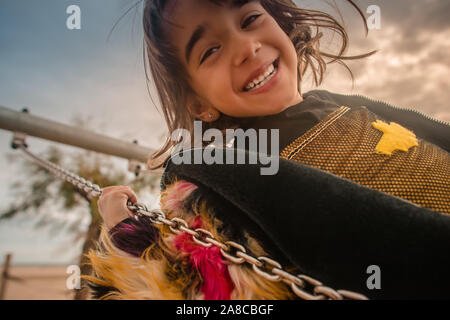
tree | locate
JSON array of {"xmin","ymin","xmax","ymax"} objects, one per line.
[{"xmin": 1, "ymin": 144, "xmax": 160, "ymax": 299}]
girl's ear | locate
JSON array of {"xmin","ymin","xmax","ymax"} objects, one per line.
[{"xmin": 186, "ymin": 96, "xmax": 220, "ymax": 122}]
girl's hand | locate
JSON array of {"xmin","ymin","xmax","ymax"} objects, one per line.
[{"xmin": 98, "ymin": 186, "xmax": 138, "ymax": 229}]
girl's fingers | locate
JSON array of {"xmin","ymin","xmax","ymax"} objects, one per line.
[
  {"xmin": 102, "ymin": 185, "xmax": 131, "ymax": 194},
  {"xmin": 102, "ymin": 186, "xmax": 138, "ymax": 202},
  {"xmin": 120, "ymin": 188, "xmax": 138, "ymax": 204},
  {"xmin": 97, "ymin": 186, "xmax": 140, "ymax": 229},
  {"xmin": 122, "ymin": 201, "xmax": 135, "ymax": 218},
  {"xmin": 98, "ymin": 186, "xmax": 139, "ymax": 218}
]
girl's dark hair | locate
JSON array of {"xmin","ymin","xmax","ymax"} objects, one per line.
[{"xmin": 142, "ymin": 0, "xmax": 375, "ymax": 169}]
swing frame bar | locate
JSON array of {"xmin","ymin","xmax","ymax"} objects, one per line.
[{"xmin": 0, "ymin": 105, "xmax": 154, "ymax": 169}]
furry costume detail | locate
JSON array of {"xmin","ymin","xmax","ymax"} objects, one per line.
[
  {"xmin": 85, "ymin": 179, "xmax": 295, "ymax": 300},
  {"xmin": 173, "ymin": 216, "xmax": 234, "ymax": 300},
  {"xmin": 109, "ymin": 217, "xmax": 158, "ymax": 258}
]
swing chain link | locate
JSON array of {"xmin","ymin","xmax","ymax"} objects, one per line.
[
  {"xmin": 17, "ymin": 143, "xmax": 102, "ymax": 198},
  {"xmin": 136, "ymin": 207, "xmax": 368, "ymax": 300},
  {"xmin": 15, "ymin": 140, "xmax": 368, "ymax": 301}
]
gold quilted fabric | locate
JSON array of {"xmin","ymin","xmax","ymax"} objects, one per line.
[{"xmin": 280, "ymin": 106, "xmax": 450, "ymax": 214}]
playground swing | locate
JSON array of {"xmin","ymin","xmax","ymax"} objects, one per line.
[
  {"xmin": 4, "ymin": 99, "xmax": 450, "ymax": 299},
  {"xmin": 10, "ymin": 133, "xmax": 368, "ymax": 300}
]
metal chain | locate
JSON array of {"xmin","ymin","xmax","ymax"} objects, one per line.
[
  {"xmin": 14, "ymin": 140, "xmax": 368, "ymax": 300},
  {"xmin": 17, "ymin": 144, "xmax": 102, "ymax": 198}
]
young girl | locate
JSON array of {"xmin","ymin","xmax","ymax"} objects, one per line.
[{"xmin": 86, "ymin": 0, "xmax": 450, "ymax": 300}]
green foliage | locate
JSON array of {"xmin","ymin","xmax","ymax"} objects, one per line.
[{"xmin": 1, "ymin": 145, "xmax": 161, "ymax": 238}]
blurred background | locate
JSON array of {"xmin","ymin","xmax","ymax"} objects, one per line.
[{"xmin": 0, "ymin": 0, "xmax": 448, "ymax": 299}]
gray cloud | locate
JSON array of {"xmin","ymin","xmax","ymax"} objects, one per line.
[{"xmin": 300, "ymin": 0, "xmax": 450, "ymax": 122}]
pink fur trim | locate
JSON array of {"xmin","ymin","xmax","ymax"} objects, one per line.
[
  {"xmin": 163, "ymin": 180, "xmax": 198, "ymax": 211},
  {"xmin": 174, "ymin": 217, "xmax": 234, "ymax": 300}
]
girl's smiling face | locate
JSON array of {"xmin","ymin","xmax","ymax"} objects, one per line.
[{"xmin": 163, "ymin": 0, "xmax": 302, "ymax": 120}]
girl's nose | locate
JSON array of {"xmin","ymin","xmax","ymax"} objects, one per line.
[{"xmin": 232, "ymin": 35, "xmax": 262, "ymax": 66}]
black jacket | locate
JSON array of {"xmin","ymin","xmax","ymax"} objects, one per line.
[{"xmin": 162, "ymin": 90, "xmax": 450, "ymax": 299}]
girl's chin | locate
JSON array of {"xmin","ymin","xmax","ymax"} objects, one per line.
[
  {"xmin": 245, "ymin": 105, "xmax": 289, "ymax": 117},
  {"xmin": 247, "ymin": 96, "xmax": 294, "ymax": 115}
]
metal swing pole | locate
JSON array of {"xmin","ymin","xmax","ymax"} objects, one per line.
[{"xmin": 0, "ymin": 105, "xmax": 154, "ymax": 164}]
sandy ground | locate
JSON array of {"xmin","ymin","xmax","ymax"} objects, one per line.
[{"xmin": 2, "ymin": 265, "xmax": 74, "ymax": 300}]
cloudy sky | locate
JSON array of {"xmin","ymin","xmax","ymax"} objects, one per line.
[
  {"xmin": 305, "ymin": 0, "xmax": 450, "ymax": 121},
  {"xmin": 0, "ymin": 0, "xmax": 449, "ymax": 265}
]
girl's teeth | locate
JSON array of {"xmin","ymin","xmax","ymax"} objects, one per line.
[
  {"xmin": 253, "ymin": 64, "xmax": 274, "ymax": 85},
  {"xmin": 263, "ymin": 64, "xmax": 274, "ymax": 78},
  {"xmin": 245, "ymin": 63, "xmax": 276, "ymax": 91}
]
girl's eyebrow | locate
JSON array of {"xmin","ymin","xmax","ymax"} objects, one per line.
[
  {"xmin": 185, "ymin": 25, "xmax": 206, "ymax": 64},
  {"xmin": 184, "ymin": 0, "xmax": 256, "ymax": 64}
]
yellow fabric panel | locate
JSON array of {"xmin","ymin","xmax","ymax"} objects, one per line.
[{"xmin": 280, "ymin": 106, "xmax": 450, "ymax": 214}]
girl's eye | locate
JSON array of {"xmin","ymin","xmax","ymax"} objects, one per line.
[
  {"xmin": 241, "ymin": 13, "xmax": 262, "ymax": 29},
  {"xmin": 200, "ymin": 46, "xmax": 220, "ymax": 64},
  {"xmin": 199, "ymin": 14, "xmax": 262, "ymax": 64}
]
